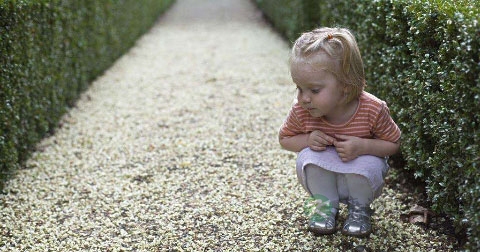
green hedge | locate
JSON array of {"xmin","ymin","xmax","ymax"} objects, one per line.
[
  {"xmin": 0, "ymin": 0, "xmax": 174, "ymax": 185},
  {"xmin": 255, "ymin": 0, "xmax": 479, "ymax": 249}
]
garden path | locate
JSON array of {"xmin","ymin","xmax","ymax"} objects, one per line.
[{"xmin": 0, "ymin": 0, "xmax": 455, "ymax": 250}]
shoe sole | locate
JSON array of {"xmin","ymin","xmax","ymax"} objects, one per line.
[
  {"xmin": 308, "ymin": 226, "xmax": 337, "ymax": 235},
  {"xmin": 341, "ymin": 229, "xmax": 372, "ymax": 238}
]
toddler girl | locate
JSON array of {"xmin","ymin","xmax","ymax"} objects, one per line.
[{"xmin": 279, "ymin": 27, "xmax": 401, "ymax": 237}]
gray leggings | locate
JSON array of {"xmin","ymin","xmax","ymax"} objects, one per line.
[{"xmin": 304, "ymin": 164, "xmax": 374, "ymax": 210}]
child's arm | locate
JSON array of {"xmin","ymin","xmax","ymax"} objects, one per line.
[
  {"xmin": 280, "ymin": 130, "xmax": 336, "ymax": 153},
  {"xmin": 334, "ymin": 134, "xmax": 400, "ymax": 162},
  {"xmin": 279, "ymin": 134, "xmax": 309, "ymax": 152}
]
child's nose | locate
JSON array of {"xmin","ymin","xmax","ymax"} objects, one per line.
[{"xmin": 299, "ymin": 92, "xmax": 311, "ymax": 103}]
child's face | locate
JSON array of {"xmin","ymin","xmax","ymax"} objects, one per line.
[{"xmin": 291, "ymin": 54, "xmax": 346, "ymax": 120}]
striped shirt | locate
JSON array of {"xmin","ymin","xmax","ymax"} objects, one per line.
[{"xmin": 279, "ymin": 91, "xmax": 401, "ymax": 142}]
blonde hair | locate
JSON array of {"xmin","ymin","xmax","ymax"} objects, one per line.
[{"xmin": 290, "ymin": 27, "xmax": 365, "ymax": 103}]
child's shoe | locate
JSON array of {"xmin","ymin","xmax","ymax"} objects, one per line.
[
  {"xmin": 308, "ymin": 209, "xmax": 337, "ymax": 235},
  {"xmin": 341, "ymin": 202, "xmax": 372, "ymax": 237}
]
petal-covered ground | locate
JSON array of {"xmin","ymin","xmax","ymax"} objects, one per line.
[{"xmin": 0, "ymin": 0, "xmax": 456, "ymax": 250}]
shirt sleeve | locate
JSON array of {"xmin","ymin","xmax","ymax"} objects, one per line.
[
  {"xmin": 372, "ymin": 102, "xmax": 401, "ymax": 142},
  {"xmin": 279, "ymin": 106, "xmax": 304, "ymax": 139}
]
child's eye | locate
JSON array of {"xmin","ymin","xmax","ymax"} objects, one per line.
[{"xmin": 311, "ymin": 88, "xmax": 321, "ymax": 94}]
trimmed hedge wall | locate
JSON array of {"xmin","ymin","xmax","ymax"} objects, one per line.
[
  {"xmin": 0, "ymin": 0, "xmax": 174, "ymax": 185},
  {"xmin": 255, "ymin": 0, "xmax": 479, "ymax": 249}
]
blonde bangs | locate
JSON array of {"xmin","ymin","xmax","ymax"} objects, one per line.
[{"xmin": 290, "ymin": 27, "xmax": 366, "ymax": 103}]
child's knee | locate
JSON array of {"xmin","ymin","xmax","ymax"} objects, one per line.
[{"xmin": 345, "ymin": 173, "xmax": 368, "ymax": 182}]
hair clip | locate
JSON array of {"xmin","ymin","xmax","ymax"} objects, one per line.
[{"xmin": 327, "ymin": 34, "xmax": 333, "ymax": 40}]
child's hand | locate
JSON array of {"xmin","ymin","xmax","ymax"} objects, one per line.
[
  {"xmin": 307, "ymin": 130, "xmax": 335, "ymax": 151},
  {"xmin": 334, "ymin": 134, "xmax": 364, "ymax": 162}
]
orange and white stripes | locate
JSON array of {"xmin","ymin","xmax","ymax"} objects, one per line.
[{"xmin": 279, "ymin": 92, "xmax": 401, "ymax": 142}]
